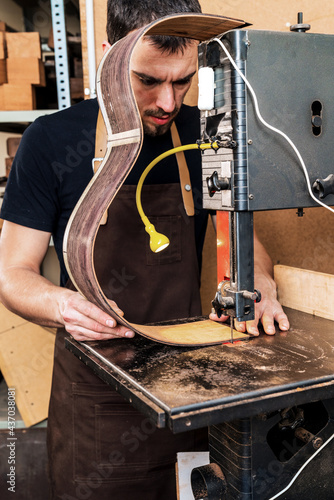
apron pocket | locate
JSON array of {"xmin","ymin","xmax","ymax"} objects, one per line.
[{"xmin": 72, "ymin": 382, "xmax": 195, "ymax": 484}]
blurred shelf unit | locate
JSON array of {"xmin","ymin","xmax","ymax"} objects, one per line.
[{"xmin": 0, "ymin": 0, "xmax": 83, "ymax": 132}]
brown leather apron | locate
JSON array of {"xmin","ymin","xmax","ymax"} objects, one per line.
[{"xmin": 47, "ymin": 182, "xmax": 208, "ymax": 499}]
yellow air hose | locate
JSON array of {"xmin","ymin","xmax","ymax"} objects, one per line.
[{"xmin": 136, "ymin": 142, "xmax": 218, "ymax": 253}]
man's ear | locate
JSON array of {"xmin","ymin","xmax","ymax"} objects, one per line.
[{"xmin": 102, "ymin": 40, "xmax": 111, "ymax": 54}]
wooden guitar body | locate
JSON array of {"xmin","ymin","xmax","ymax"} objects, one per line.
[{"xmin": 63, "ymin": 13, "xmax": 248, "ymax": 346}]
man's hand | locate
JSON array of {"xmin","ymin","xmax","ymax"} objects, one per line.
[
  {"xmin": 209, "ymin": 271, "xmax": 289, "ymax": 336},
  {"xmin": 209, "ymin": 219, "xmax": 290, "ymax": 336},
  {"xmin": 59, "ymin": 291, "xmax": 135, "ymax": 342},
  {"xmin": 0, "ymin": 222, "xmax": 135, "ymax": 342}
]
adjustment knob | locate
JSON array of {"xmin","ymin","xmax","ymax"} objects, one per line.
[{"xmin": 206, "ymin": 171, "xmax": 230, "ymax": 197}]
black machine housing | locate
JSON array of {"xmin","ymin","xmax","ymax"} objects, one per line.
[
  {"xmin": 199, "ymin": 29, "xmax": 334, "ymax": 321},
  {"xmin": 200, "ymin": 28, "xmax": 334, "ymax": 211}
]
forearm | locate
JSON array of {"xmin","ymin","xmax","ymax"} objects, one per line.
[
  {"xmin": 254, "ymin": 232, "xmax": 274, "ymax": 278},
  {"xmin": 0, "ymin": 265, "xmax": 134, "ymax": 340},
  {"xmin": 253, "ymin": 232, "xmax": 277, "ymax": 299},
  {"xmin": 0, "ymin": 221, "xmax": 133, "ymax": 341},
  {"xmin": 0, "ymin": 265, "xmax": 72, "ymax": 328}
]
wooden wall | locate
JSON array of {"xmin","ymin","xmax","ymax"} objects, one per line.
[{"xmin": 79, "ymin": 0, "xmax": 334, "ymax": 312}]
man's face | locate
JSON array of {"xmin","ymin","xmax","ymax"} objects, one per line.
[{"xmin": 130, "ymin": 38, "xmax": 198, "ymax": 136}]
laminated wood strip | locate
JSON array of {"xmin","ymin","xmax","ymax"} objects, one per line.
[{"xmin": 63, "ymin": 13, "xmax": 248, "ymax": 346}]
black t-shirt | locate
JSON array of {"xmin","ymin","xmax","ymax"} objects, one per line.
[{"xmin": 1, "ymin": 99, "xmax": 209, "ymax": 286}]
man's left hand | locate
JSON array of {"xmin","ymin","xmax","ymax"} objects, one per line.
[
  {"xmin": 209, "ymin": 220, "xmax": 290, "ymax": 336},
  {"xmin": 209, "ymin": 272, "xmax": 289, "ymax": 336}
]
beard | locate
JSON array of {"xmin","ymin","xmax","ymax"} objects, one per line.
[{"xmin": 142, "ymin": 106, "xmax": 180, "ymax": 137}]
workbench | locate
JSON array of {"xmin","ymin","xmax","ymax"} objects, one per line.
[{"xmin": 66, "ymin": 307, "xmax": 334, "ymax": 499}]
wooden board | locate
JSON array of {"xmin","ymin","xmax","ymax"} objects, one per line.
[
  {"xmin": 7, "ymin": 57, "xmax": 45, "ymax": 86},
  {"xmin": 0, "ymin": 84, "xmax": 4, "ymax": 109},
  {"xmin": 63, "ymin": 13, "xmax": 248, "ymax": 346},
  {"xmin": 0, "ymin": 304, "xmax": 55, "ymax": 427},
  {"xmin": 274, "ymin": 264, "xmax": 334, "ymax": 321},
  {"xmin": 130, "ymin": 319, "xmax": 248, "ymax": 345}
]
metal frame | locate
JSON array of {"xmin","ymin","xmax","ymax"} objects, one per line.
[{"xmin": 50, "ymin": 0, "xmax": 71, "ymax": 109}]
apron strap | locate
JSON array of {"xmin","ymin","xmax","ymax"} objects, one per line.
[
  {"xmin": 93, "ymin": 111, "xmax": 195, "ymax": 224},
  {"xmin": 170, "ymin": 122, "xmax": 195, "ymax": 216},
  {"xmin": 94, "ymin": 110, "xmax": 108, "ymax": 225}
]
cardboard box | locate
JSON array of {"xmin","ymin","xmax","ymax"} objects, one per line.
[
  {"xmin": 7, "ymin": 57, "xmax": 45, "ymax": 86},
  {"xmin": 6, "ymin": 32, "xmax": 41, "ymax": 59},
  {"xmin": 0, "ymin": 58, "xmax": 6, "ymax": 84},
  {"xmin": 1, "ymin": 83, "xmax": 36, "ymax": 110},
  {"xmin": 0, "ymin": 31, "xmax": 6, "ymax": 59}
]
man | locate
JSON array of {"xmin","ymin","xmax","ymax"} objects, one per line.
[{"xmin": 0, "ymin": 1, "xmax": 289, "ymax": 498}]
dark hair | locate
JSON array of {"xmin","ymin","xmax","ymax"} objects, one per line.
[{"xmin": 106, "ymin": 0, "xmax": 202, "ymax": 53}]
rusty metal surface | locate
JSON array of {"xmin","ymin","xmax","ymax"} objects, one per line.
[{"xmin": 66, "ymin": 308, "xmax": 334, "ymax": 432}]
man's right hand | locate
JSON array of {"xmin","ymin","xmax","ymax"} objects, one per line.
[
  {"xmin": 59, "ymin": 290, "xmax": 135, "ymax": 341},
  {"xmin": 0, "ymin": 222, "xmax": 135, "ymax": 342}
]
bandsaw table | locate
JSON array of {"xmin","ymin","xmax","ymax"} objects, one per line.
[{"xmin": 66, "ymin": 307, "xmax": 334, "ymax": 499}]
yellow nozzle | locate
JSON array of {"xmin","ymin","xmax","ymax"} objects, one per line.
[
  {"xmin": 145, "ymin": 223, "xmax": 170, "ymax": 253},
  {"xmin": 136, "ymin": 142, "xmax": 217, "ymax": 252}
]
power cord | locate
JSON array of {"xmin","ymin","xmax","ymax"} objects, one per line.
[
  {"xmin": 212, "ymin": 37, "xmax": 334, "ymax": 215},
  {"xmin": 267, "ymin": 432, "xmax": 334, "ymax": 499}
]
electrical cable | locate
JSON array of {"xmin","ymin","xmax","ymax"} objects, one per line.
[
  {"xmin": 267, "ymin": 431, "xmax": 334, "ymax": 499},
  {"xmin": 212, "ymin": 37, "xmax": 334, "ymax": 215}
]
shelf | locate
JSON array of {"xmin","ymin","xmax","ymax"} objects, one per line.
[
  {"xmin": 0, "ymin": 109, "xmax": 59, "ymax": 133},
  {"xmin": 0, "ymin": 109, "xmax": 58, "ymax": 123},
  {"xmin": 1, "ymin": 0, "xmax": 80, "ymax": 121}
]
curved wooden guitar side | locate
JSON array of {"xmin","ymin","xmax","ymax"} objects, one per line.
[{"xmin": 63, "ymin": 13, "xmax": 248, "ymax": 346}]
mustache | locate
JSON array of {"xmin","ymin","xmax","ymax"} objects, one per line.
[{"xmin": 144, "ymin": 107, "xmax": 179, "ymax": 118}]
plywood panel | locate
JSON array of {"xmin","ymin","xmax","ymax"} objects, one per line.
[
  {"xmin": 255, "ymin": 208, "xmax": 334, "ymax": 275},
  {"xmin": 6, "ymin": 32, "xmax": 42, "ymax": 58},
  {"xmin": 201, "ymin": 0, "xmax": 334, "ymax": 34},
  {"xmin": 274, "ymin": 265, "xmax": 334, "ymax": 320},
  {"xmin": 0, "ymin": 305, "xmax": 55, "ymax": 427},
  {"xmin": 1, "ymin": 83, "xmax": 36, "ymax": 110},
  {"xmin": 7, "ymin": 58, "xmax": 45, "ymax": 86}
]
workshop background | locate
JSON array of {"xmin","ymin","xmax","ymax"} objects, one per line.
[{"xmin": 0, "ymin": 1, "xmax": 334, "ymax": 499}]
